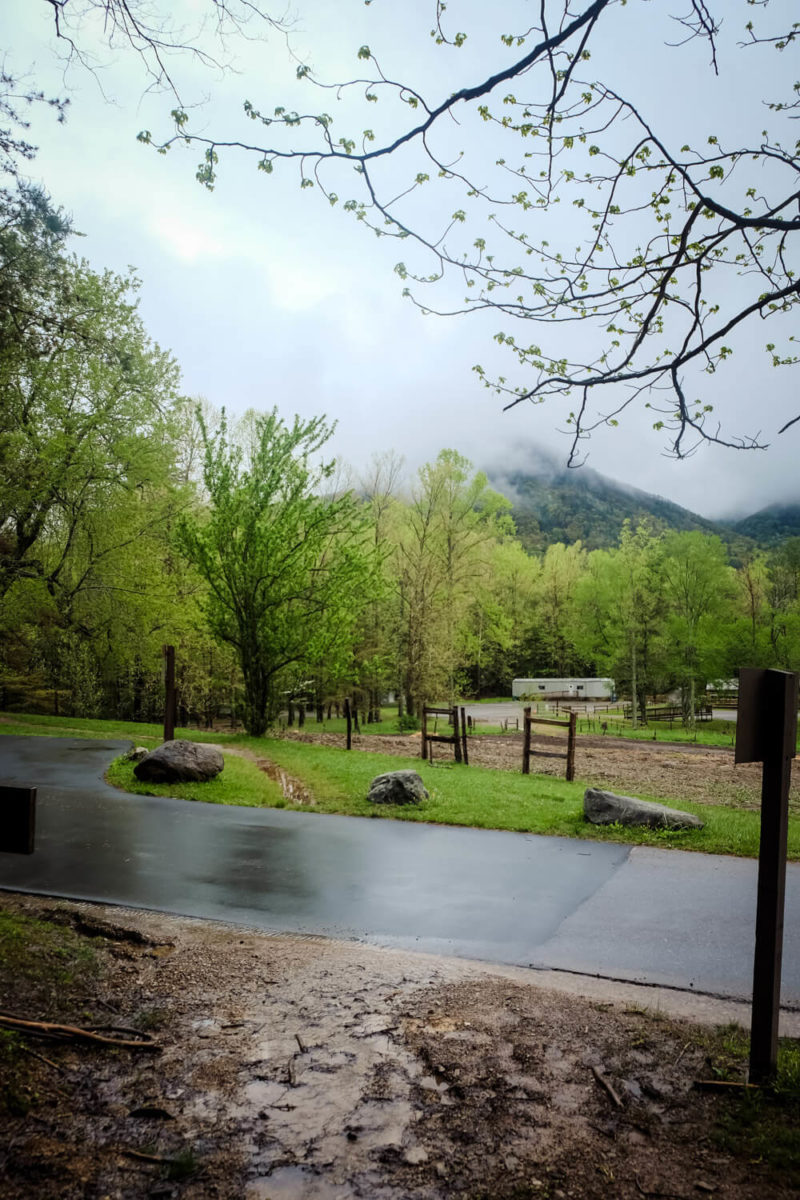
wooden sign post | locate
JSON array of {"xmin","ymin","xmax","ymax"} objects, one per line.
[
  {"xmin": 162, "ymin": 644, "xmax": 176, "ymax": 743},
  {"xmin": 735, "ymin": 668, "xmax": 798, "ymax": 1084}
]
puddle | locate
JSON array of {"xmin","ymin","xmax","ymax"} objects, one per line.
[{"xmin": 258, "ymin": 759, "xmax": 313, "ymax": 805}]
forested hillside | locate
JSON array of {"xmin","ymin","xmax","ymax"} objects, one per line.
[
  {"xmin": 487, "ymin": 457, "xmax": 758, "ymax": 558},
  {"xmin": 730, "ymin": 504, "xmax": 800, "ymax": 546}
]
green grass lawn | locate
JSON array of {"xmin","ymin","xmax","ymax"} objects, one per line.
[
  {"xmin": 242, "ymin": 735, "xmax": 791, "ymax": 859},
  {"xmin": 3, "ymin": 710, "xmax": 796, "ymax": 859},
  {"xmin": 0, "ymin": 711, "xmax": 232, "ymax": 744}
]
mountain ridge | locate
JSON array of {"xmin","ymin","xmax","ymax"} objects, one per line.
[{"xmin": 484, "ymin": 453, "xmax": 800, "ymax": 554}]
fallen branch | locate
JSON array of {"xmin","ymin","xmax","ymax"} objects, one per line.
[
  {"xmin": 591, "ymin": 1065, "xmax": 624, "ymax": 1108},
  {"xmin": 692, "ymin": 1078, "xmax": 760, "ymax": 1093},
  {"xmin": 674, "ymin": 1041, "xmax": 691, "ymax": 1067},
  {"xmin": 0, "ymin": 1012, "xmax": 158, "ymax": 1051},
  {"xmin": 122, "ymin": 1148, "xmax": 175, "ymax": 1165}
]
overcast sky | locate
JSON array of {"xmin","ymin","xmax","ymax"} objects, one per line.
[{"xmin": 6, "ymin": 0, "xmax": 799, "ymax": 519}]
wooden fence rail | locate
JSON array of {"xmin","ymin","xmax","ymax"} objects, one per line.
[
  {"xmin": 522, "ymin": 707, "xmax": 577, "ymax": 781},
  {"xmin": 421, "ymin": 705, "xmax": 469, "ymax": 765},
  {"xmin": 622, "ymin": 703, "xmax": 712, "ymax": 724}
]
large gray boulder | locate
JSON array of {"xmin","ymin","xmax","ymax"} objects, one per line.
[
  {"xmin": 584, "ymin": 787, "xmax": 703, "ymax": 831},
  {"xmin": 133, "ymin": 740, "xmax": 224, "ymax": 784},
  {"xmin": 368, "ymin": 770, "xmax": 429, "ymax": 806}
]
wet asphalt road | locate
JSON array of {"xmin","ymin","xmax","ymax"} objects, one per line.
[{"xmin": 0, "ymin": 735, "xmax": 798, "ymax": 1004}]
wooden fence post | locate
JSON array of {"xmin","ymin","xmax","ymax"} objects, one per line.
[
  {"xmin": 344, "ymin": 697, "xmax": 352, "ymax": 750},
  {"xmin": 522, "ymin": 706, "xmax": 531, "ymax": 775},
  {"xmin": 421, "ymin": 706, "xmax": 428, "ymax": 760},
  {"xmin": 162, "ymin": 644, "xmax": 176, "ymax": 742},
  {"xmin": 736, "ymin": 668, "xmax": 798, "ymax": 1084},
  {"xmin": 452, "ymin": 706, "xmax": 462, "ymax": 764},
  {"xmin": 566, "ymin": 711, "xmax": 577, "ymax": 781},
  {"xmin": 460, "ymin": 705, "xmax": 469, "ymax": 765}
]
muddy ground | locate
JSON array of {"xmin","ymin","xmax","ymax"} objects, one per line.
[
  {"xmin": 282, "ymin": 728, "xmax": 800, "ymax": 813},
  {"xmin": 1, "ymin": 893, "xmax": 799, "ymax": 1199}
]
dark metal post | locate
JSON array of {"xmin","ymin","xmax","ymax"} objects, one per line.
[
  {"xmin": 421, "ymin": 706, "xmax": 428, "ymax": 760},
  {"xmin": 344, "ymin": 698, "xmax": 352, "ymax": 750},
  {"xmin": 736, "ymin": 668, "xmax": 798, "ymax": 1084},
  {"xmin": 162, "ymin": 644, "xmax": 176, "ymax": 742},
  {"xmin": 522, "ymin": 706, "xmax": 531, "ymax": 775},
  {"xmin": 0, "ymin": 785, "xmax": 36, "ymax": 854}
]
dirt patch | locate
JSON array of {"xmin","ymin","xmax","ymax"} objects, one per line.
[
  {"xmin": 1, "ymin": 893, "xmax": 799, "ymax": 1198},
  {"xmin": 281, "ymin": 728, "xmax": 800, "ymax": 812},
  {"xmin": 213, "ymin": 744, "xmax": 314, "ymax": 806}
]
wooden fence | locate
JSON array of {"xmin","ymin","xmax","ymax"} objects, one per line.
[
  {"xmin": 421, "ymin": 705, "xmax": 469, "ymax": 765},
  {"xmin": 522, "ymin": 706, "xmax": 577, "ymax": 782},
  {"xmin": 622, "ymin": 703, "xmax": 712, "ymax": 724}
]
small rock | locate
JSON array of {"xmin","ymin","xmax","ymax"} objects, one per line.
[
  {"xmin": 367, "ymin": 770, "xmax": 429, "ymax": 806},
  {"xmin": 583, "ymin": 787, "xmax": 704, "ymax": 830},
  {"xmin": 404, "ymin": 1146, "xmax": 429, "ymax": 1165},
  {"xmin": 128, "ymin": 1103, "xmax": 175, "ymax": 1120},
  {"xmin": 134, "ymin": 740, "xmax": 224, "ymax": 784},
  {"xmin": 124, "ymin": 746, "xmax": 150, "ymax": 763}
]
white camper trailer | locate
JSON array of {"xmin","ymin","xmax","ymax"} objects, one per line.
[{"xmin": 512, "ymin": 677, "xmax": 614, "ymax": 700}]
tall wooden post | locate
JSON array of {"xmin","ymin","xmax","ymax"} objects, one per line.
[
  {"xmin": 421, "ymin": 706, "xmax": 428, "ymax": 760},
  {"xmin": 162, "ymin": 644, "xmax": 176, "ymax": 742},
  {"xmin": 460, "ymin": 705, "xmax": 469, "ymax": 766},
  {"xmin": 736, "ymin": 668, "xmax": 798, "ymax": 1084},
  {"xmin": 452, "ymin": 705, "xmax": 462, "ymax": 764},
  {"xmin": 344, "ymin": 697, "xmax": 352, "ymax": 750},
  {"xmin": 566, "ymin": 711, "xmax": 577, "ymax": 782},
  {"xmin": 522, "ymin": 706, "xmax": 531, "ymax": 775}
]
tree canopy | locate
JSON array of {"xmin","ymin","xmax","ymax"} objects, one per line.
[
  {"xmin": 177, "ymin": 407, "xmax": 381, "ymax": 735},
  {"xmin": 147, "ymin": 0, "xmax": 799, "ymax": 459}
]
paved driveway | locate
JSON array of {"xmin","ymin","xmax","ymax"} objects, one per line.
[{"xmin": 0, "ymin": 735, "xmax": 797, "ymax": 1004}]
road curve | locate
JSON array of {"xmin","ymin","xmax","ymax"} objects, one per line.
[{"xmin": 0, "ymin": 734, "xmax": 798, "ymax": 1006}]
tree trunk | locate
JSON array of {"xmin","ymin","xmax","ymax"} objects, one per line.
[
  {"xmin": 630, "ymin": 630, "xmax": 638, "ymax": 730},
  {"xmin": 243, "ymin": 670, "xmax": 270, "ymax": 737}
]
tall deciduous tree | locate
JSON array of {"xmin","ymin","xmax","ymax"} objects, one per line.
[
  {"xmin": 177, "ymin": 408, "xmax": 379, "ymax": 736},
  {"xmin": 573, "ymin": 522, "xmax": 665, "ymax": 724},
  {"xmin": 0, "ymin": 251, "xmax": 182, "ymax": 603},
  {"xmin": 533, "ymin": 542, "xmax": 588, "ymax": 677},
  {"xmin": 395, "ymin": 450, "xmax": 511, "ymax": 713},
  {"xmin": 659, "ymin": 531, "xmax": 734, "ymax": 725}
]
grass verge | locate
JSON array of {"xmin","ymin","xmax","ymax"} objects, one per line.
[{"xmin": 107, "ymin": 752, "xmax": 283, "ymax": 807}]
